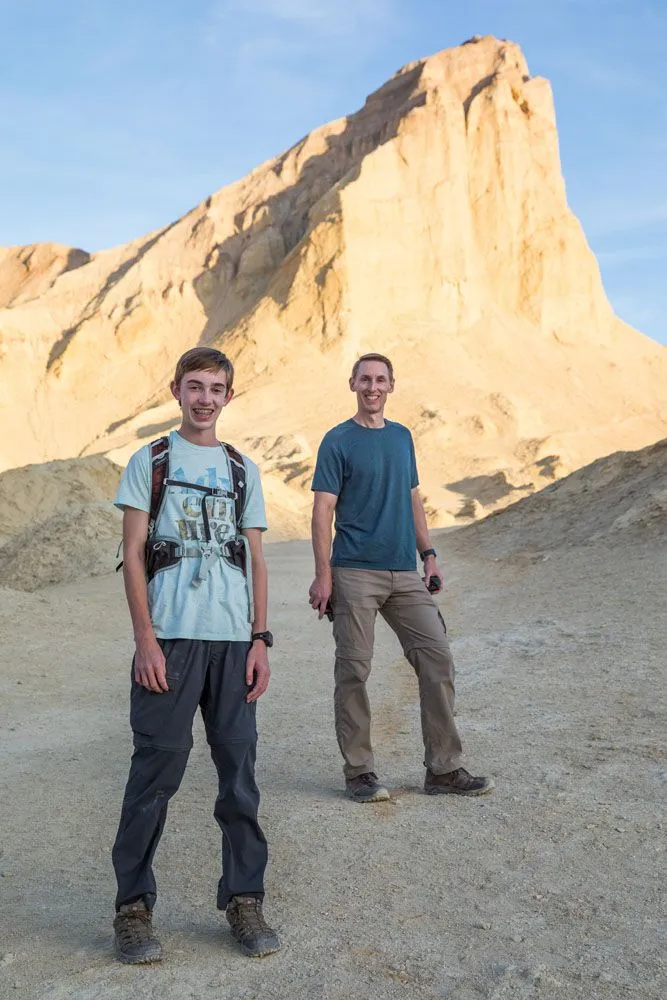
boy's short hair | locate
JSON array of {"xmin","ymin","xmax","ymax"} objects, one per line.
[
  {"xmin": 174, "ymin": 347, "xmax": 235, "ymax": 390},
  {"xmin": 351, "ymin": 353, "xmax": 394, "ymax": 382}
]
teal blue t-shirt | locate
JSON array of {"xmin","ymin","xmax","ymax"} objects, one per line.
[
  {"xmin": 311, "ymin": 419, "xmax": 419, "ymax": 571},
  {"xmin": 115, "ymin": 431, "xmax": 267, "ymax": 641}
]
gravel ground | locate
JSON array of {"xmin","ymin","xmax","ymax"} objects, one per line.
[{"xmin": 0, "ymin": 531, "xmax": 665, "ymax": 1000}]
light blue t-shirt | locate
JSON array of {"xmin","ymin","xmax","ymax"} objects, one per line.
[{"xmin": 115, "ymin": 431, "xmax": 267, "ymax": 641}]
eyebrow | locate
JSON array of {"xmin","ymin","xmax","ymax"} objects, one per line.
[{"xmin": 184, "ymin": 378, "xmax": 228, "ymax": 389}]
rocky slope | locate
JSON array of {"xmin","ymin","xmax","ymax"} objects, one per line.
[
  {"xmin": 1, "ymin": 437, "xmax": 664, "ymax": 592},
  {"xmin": 454, "ymin": 436, "xmax": 667, "ymax": 559},
  {"xmin": 1, "ymin": 36, "xmax": 665, "ymax": 527}
]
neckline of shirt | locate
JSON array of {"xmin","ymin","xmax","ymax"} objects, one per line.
[
  {"xmin": 171, "ymin": 430, "xmax": 226, "ymax": 451},
  {"xmin": 349, "ymin": 417, "xmax": 391, "ymax": 431}
]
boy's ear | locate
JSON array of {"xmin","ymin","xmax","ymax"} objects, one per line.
[
  {"xmin": 224, "ymin": 387, "xmax": 235, "ymax": 405},
  {"xmin": 170, "ymin": 379, "xmax": 181, "ymax": 405}
]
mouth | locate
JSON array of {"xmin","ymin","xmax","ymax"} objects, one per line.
[{"xmin": 193, "ymin": 408, "xmax": 214, "ymax": 418}]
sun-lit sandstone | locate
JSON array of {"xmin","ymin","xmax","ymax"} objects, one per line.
[{"xmin": 0, "ymin": 36, "xmax": 665, "ymax": 541}]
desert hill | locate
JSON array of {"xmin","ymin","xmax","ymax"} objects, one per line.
[
  {"xmin": 451, "ymin": 436, "xmax": 667, "ymax": 559},
  {"xmin": 1, "ymin": 36, "xmax": 665, "ymax": 529},
  {"xmin": 1, "ymin": 437, "xmax": 663, "ymax": 593}
]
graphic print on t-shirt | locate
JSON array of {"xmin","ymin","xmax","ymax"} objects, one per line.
[{"xmin": 169, "ymin": 464, "xmax": 235, "ymax": 547}]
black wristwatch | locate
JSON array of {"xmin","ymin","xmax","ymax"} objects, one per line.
[
  {"xmin": 420, "ymin": 548, "xmax": 437, "ymax": 561},
  {"xmin": 252, "ymin": 630, "xmax": 274, "ymax": 648}
]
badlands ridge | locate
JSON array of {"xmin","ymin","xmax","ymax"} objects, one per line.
[{"xmin": 0, "ymin": 35, "xmax": 665, "ymax": 574}]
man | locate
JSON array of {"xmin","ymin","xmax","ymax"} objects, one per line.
[
  {"xmin": 309, "ymin": 353, "xmax": 492, "ymax": 803},
  {"xmin": 112, "ymin": 347, "xmax": 280, "ymax": 963}
]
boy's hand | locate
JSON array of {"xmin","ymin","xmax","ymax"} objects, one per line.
[
  {"xmin": 246, "ymin": 640, "xmax": 271, "ymax": 702},
  {"xmin": 134, "ymin": 636, "xmax": 169, "ymax": 692}
]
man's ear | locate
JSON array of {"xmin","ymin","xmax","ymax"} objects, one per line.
[
  {"xmin": 170, "ymin": 380, "xmax": 181, "ymax": 406},
  {"xmin": 349, "ymin": 377, "xmax": 355, "ymax": 392},
  {"xmin": 387, "ymin": 380, "xmax": 395, "ymax": 394}
]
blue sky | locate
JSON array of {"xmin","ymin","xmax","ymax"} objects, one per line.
[{"xmin": 1, "ymin": 1, "xmax": 665, "ymax": 344}]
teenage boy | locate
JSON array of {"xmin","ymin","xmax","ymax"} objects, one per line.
[
  {"xmin": 309, "ymin": 353, "xmax": 492, "ymax": 803},
  {"xmin": 112, "ymin": 347, "xmax": 280, "ymax": 962}
]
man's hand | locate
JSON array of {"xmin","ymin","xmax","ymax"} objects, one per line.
[
  {"xmin": 134, "ymin": 635, "xmax": 169, "ymax": 692},
  {"xmin": 423, "ymin": 556, "xmax": 443, "ymax": 595},
  {"xmin": 309, "ymin": 573, "xmax": 332, "ymax": 619},
  {"xmin": 246, "ymin": 639, "xmax": 271, "ymax": 703}
]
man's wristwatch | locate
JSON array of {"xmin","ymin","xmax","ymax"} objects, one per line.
[
  {"xmin": 252, "ymin": 630, "xmax": 274, "ymax": 648},
  {"xmin": 420, "ymin": 548, "xmax": 437, "ymax": 561}
]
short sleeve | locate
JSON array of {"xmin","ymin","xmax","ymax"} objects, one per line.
[
  {"xmin": 408, "ymin": 432, "xmax": 419, "ymax": 489},
  {"xmin": 311, "ymin": 433, "xmax": 343, "ymax": 495},
  {"xmin": 240, "ymin": 459, "xmax": 267, "ymax": 531},
  {"xmin": 114, "ymin": 447, "xmax": 151, "ymax": 512}
]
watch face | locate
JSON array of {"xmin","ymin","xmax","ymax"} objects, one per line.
[{"xmin": 254, "ymin": 631, "xmax": 273, "ymax": 648}]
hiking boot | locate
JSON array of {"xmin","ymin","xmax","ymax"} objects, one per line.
[
  {"xmin": 424, "ymin": 767, "xmax": 494, "ymax": 796},
  {"xmin": 113, "ymin": 900, "xmax": 164, "ymax": 964},
  {"xmin": 345, "ymin": 771, "xmax": 390, "ymax": 803},
  {"xmin": 226, "ymin": 896, "xmax": 281, "ymax": 958}
]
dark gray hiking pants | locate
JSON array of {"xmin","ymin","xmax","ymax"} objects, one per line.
[{"xmin": 112, "ymin": 639, "xmax": 267, "ymax": 911}]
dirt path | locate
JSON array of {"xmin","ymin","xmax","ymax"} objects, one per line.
[{"xmin": 0, "ymin": 534, "xmax": 664, "ymax": 1000}]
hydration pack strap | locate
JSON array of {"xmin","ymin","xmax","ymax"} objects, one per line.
[{"xmin": 148, "ymin": 436, "xmax": 170, "ymax": 534}]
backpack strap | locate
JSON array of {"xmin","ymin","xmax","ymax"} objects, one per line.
[
  {"xmin": 116, "ymin": 435, "xmax": 170, "ymax": 573},
  {"xmin": 148, "ymin": 436, "xmax": 170, "ymax": 534},
  {"xmin": 222, "ymin": 442, "xmax": 246, "ymax": 531}
]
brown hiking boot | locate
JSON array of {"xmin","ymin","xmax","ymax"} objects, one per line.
[
  {"xmin": 345, "ymin": 771, "xmax": 390, "ymax": 803},
  {"xmin": 424, "ymin": 767, "xmax": 494, "ymax": 796},
  {"xmin": 226, "ymin": 896, "xmax": 281, "ymax": 957},
  {"xmin": 113, "ymin": 899, "xmax": 164, "ymax": 964}
]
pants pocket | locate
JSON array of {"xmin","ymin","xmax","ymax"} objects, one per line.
[{"xmin": 129, "ymin": 654, "xmax": 182, "ymax": 739}]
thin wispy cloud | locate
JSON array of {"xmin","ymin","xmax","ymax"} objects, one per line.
[
  {"xmin": 205, "ymin": 0, "xmax": 400, "ymax": 48},
  {"xmin": 588, "ymin": 204, "xmax": 667, "ymax": 236},
  {"xmin": 597, "ymin": 244, "xmax": 667, "ymax": 267},
  {"xmin": 221, "ymin": 0, "xmax": 395, "ymax": 29}
]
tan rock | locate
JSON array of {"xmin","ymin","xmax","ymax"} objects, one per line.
[{"xmin": 0, "ymin": 36, "xmax": 665, "ymax": 533}]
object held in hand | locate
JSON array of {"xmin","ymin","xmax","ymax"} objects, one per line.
[
  {"xmin": 427, "ymin": 575, "xmax": 441, "ymax": 593},
  {"xmin": 324, "ymin": 599, "xmax": 334, "ymax": 621}
]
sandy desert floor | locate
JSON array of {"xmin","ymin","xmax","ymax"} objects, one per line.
[{"xmin": 0, "ymin": 529, "xmax": 665, "ymax": 1000}]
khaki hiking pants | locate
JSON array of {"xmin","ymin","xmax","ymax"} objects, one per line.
[{"xmin": 331, "ymin": 568, "xmax": 463, "ymax": 779}]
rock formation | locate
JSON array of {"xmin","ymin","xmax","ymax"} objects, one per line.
[
  {"xmin": 458, "ymin": 437, "xmax": 667, "ymax": 559},
  {"xmin": 1, "ymin": 36, "xmax": 665, "ymax": 528}
]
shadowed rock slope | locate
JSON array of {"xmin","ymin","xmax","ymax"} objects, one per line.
[{"xmin": 453, "ymin": 437, "xmax": 667, "ymax": 559}]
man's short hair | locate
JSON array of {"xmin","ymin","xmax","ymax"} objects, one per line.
[
  {"xmin": 351, "ymin": 353, "xmax": 394, "ymax": 382},
  {"xmin": 174, "ymin": 347, "xmax": 235, "ymax": 390}
]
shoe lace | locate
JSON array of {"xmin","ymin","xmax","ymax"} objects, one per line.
[
  {"xmin": 232, "ymin": 899, "xmax": 269, "ymax": 940},
  {"xmin": 451, "ymin": 768, "xmax": 475, "ymax": 787},
  {"xmin": 116, "ymin": 908, "xmax": 152, "ymax": 947},
  {"xmin": 358, "ymin": 772, "xmax": 379, "ymax": 787}
]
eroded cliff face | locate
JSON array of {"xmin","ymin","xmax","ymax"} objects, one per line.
[{"xmin": 1, "ymin": 36, "xmax": 665, "ymax": 526}]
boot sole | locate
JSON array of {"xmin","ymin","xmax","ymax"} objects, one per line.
[
  {"xmin": 236, "ymin": 941, "xmax": 282, "ymax": 958},
  {"xmin": 424, "ymin": 778, "xmax": 494, "ymax": 797},
  {"xmin": 346, "ymin": 787, "xmax": 391, "ymax": 803},
  {"xmin": 115, "ymin": 946, "xmax": 164, "ymax": 965}
]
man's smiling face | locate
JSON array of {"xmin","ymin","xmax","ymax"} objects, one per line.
[{"xmin": 349, "ymin": 359, "xmax": 394, "ymax": 416}]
